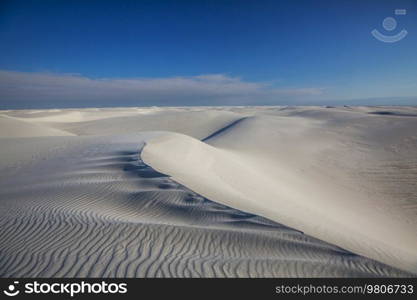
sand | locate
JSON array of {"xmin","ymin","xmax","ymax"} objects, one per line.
[{"xmin": 0, "ymin": 106, "xmax": 416, "ymax": 277}]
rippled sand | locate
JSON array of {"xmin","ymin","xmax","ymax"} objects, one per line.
[{"xmin": 1, "ymin": 106, "xmax": 416, "ymax": 277}]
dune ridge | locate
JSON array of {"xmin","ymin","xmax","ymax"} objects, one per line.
[
  {"xmin": 142, "ymin": 131, "xmax": 417, "ymax": 273},
  {"xmin": 142, "ymin": 108, "xmax": 417, "ymax": 274}
]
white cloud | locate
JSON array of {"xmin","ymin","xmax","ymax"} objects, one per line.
[{"xmin": 0, "ymin": 70, "xmax": 324, "ymax": 108}]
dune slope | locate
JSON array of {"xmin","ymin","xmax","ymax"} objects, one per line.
[{"xmin": 142, "ymin": 112, "xmax": 417, "ymax": 274}]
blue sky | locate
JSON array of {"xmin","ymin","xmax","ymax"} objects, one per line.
[{"xmin": 0, "ymin": 0, "xmax": 416, "ymax": 108}]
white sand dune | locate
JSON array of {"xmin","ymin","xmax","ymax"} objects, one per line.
[
  {"xmin": 0, "ymin": 114, "xmax": 74, "ymax": 137},
  {"xmin": 0, "ymin": 106, "xmax": 416, "ymax": 277},
  {"xmin": 5, "ymin": 108, "xmax": 244, "ymax": 139}
]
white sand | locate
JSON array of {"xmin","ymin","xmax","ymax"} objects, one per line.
[{"xmin": 0, "ymin": 106, "xmax": 416, "ymax": 277}]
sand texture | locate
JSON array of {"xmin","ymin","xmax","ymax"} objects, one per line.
[{"xmin": 1, "ymin": 106, "xmax": 416, "ymax": 277}]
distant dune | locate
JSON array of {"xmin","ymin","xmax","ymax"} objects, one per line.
[{"xmin": 1, "ymin": 106, "xmax": 416, "ymax": 277}]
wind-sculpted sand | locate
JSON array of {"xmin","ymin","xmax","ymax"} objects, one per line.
[{"xmin": 0, "ymin": 106, "xmax": 416, "ymax": 277}]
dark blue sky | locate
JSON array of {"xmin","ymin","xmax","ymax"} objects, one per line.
[{"xmin": 0, "ymin": 0, "xmax": 416, "ymax": 108}]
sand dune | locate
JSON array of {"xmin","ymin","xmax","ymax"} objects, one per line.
[
  {"xmin": 142, "ymin": 118, "xmax": 417, "ymax": 273},
  {"xmin": 0, "ymin": 114, "xmax": 74, "ymax": 137},
  {"xmin": 4, "ymin": 108, "xmax": 244, "ymax": 139},
  {"xmin": 0, "ymin": 106, "xmax": 416, "ymax": 277}
]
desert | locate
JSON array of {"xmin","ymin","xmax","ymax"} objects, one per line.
[{"xmin": 1, "ymin": 106, "xmax": 416, "ymax": 277}]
